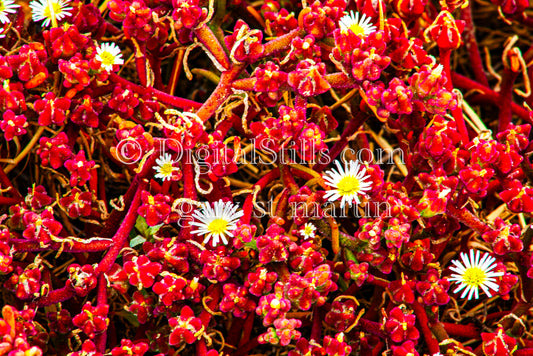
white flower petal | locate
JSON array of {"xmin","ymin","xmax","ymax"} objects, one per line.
[
  {"xmin": 190, "ymin": 199, "xmax": 243, "ymax": 247},
  {"xmin": 447, "ymin": 250, "xmax": 505, "ymax": 301},
  {"xmin": 338, "ymin": 10, "xmax": 377, "ymax": 37},
  {"xmin": 322, "ymin": 159, "xmax": 372, "ymax": 210},
  {"xmin": 29, "ymin": 0, "xmax": 72, "ymax": 27}
]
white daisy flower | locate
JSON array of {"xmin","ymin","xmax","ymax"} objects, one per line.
[
  {"xmin": 0, "ymin": 0, "xmax": 19, "ymax": 24},
  {"xmin": 153, "ymin": 153, "xmax": 178, "ymax": 182},
  {"xmin": 300, "ymin": 223, "xmax": 316, "ymax": 240},
  {"xmin": 29, "ymin": 0, "xmax": 73, "ymax": 28},
  {"xmin": 0, "ymin": 27, "xmax": 6, "ymax": 39},
  {"xmin": 338, "ymin": 11, "xmax": 377, "ymax": 37},
  {"xmin": 448, "ymin": 250, "xmax": 504, "ymax": 300},
  {"xmin": 190, "ymin": 200, "xmax": 244, "ymax": 247},
  {"xmin": 323, "ymin": 160, "xmax": 372, "ymax": 208},
  {"xmin": 95, "ymin": 42, "xmax": 124, "ymax": 72}
]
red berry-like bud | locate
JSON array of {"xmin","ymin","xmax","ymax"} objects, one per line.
[{"xmin": 425, "ymin": 11, "xmax": 465, "ymax": 50}]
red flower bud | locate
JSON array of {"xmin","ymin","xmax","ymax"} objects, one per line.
[{"xmin": 426, "ymin": 11, "xmax": 465, "ymax": 50}]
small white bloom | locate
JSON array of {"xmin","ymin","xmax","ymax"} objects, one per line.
[
  {"xmin": 190, "ymin": 200, "xmax": 244, "ymax": 247},
  {"xmin": 153, "ymin": 153, "xmax": 178, "ymax": 181},
  {"xmin": 0, "ymin": 0, "xmax": 19, "ymax": 24},
  {"xmin": 448, "ymin": 250, "xmax": 504, "ymax": 300},
  {"xmin": 323, "ymin": 160, "xmax": 372, "ymax": 208},
  {"xmin": 0, "ymin": 27, "xmax": 6, "ymax": 39},
  {"xmin": 338, "ymin": 11, "xmax": 377, "ymax": 37},
  {"xmin": 300, "ymin": 223, "xmax": 316, "ymax": 240},
  {"xmin": 95, "ymin": 42, "xmax": 124, "ymax": 72},
  {"xmin": 29, "ymin": 0, "xmax": 73, "ymax": 27}
]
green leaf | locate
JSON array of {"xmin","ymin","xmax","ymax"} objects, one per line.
[
  {"xmin": 115, "ymin": 310, "xmax": 140, "ymax": 328},
  {"xmin": 130, "ymin": 235, "xmax": 146, "ymax": 248},
  {"xmin": 244, "ymin": 239, "xmax": 258, "ymax": 250},
  {"xmin": 135, "ymin": 216, "xmax": 163, "ymax": 239}
]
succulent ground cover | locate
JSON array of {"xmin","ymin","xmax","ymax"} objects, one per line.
[{"xmin": 1, "ymin": 0, "xmax": 533, "ymax": 354}]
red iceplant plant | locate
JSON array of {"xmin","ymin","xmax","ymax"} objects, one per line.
[{"xmin": 1, "ymin": 0, "xmax": 533, "ymax": 354}]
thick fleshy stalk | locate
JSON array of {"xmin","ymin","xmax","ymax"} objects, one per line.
[
  {"xmin": 179, "ymin": 155, "xmax": 197, "ymax": 241},
  {"xmin": 95, "ymin": 179, "xmax": 147, "ymax": 275},
  {"xmin": 412, "ymin": 300, "xmax": 441, "ymax": 354},
  {"xmin": 11, "ymin": 239, "xmax": 113, "ymax": 253},
  {"xmin": 498, "ymin": 48, "xmax": 521, "ymax": 132},
  {"xmin": 196, "ymin": 64, "xmax": 246, "ymax": 122},
  {"xmin": 33, "ymin": 285, "xmax": 76, "ymax": 307},
  {"xmin": 109, "ymin": 73, "xmax": 202, "ymax": 110},
  {"xmin": 263, "ymin": 28, "xmax": 305, "ymax": 57},
  {"xmin": 442, "ymin": 322, "xmax": 480, "ymax": 339},
  {"xmin": 460, "ymin": 4, "xmax": 489, "ymax": 86},
  {"xmin": 440, "ymin": 48, "xmax": 469, "ymax": 144},
  {"xmin": 446, "ymin": 201, "xmax": 492, "ymax": 235},
  {"xmin": 451, "ymin": 72, "xmax": 532, "ymax": 123},
  {"xmin": 241, "ymin": 168, "xmax": 280, "ymax": 224},
  {"xmin": 95, "ymin": 274, "xmax": 108, "ymax": 353},
  {"xmin": 194, "ymin": 24, "xmax": 231, "ymax": 70},
  {"xmin": 132, "ymin": 39, "xmax": 149, "ymax": 87}
]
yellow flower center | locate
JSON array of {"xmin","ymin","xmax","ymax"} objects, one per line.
[
  {"xmin": 462, "ymin": 267, "xmax": 486, "ymax": 287},
  {"xmin": 159, "ymin": 162, "xmax": 174, "ymax": 177},
  {"xmin": 270, "ymin": 299, "xmax": 281, "ymax": 309},
  {"xmin": 190, "ymin": 278, "xmax": 199, "ymax": 290},
  {"xmin": 303, "ymin": 225, "xmax": 314, "ymax": 235},
  {"xmin": 336, "ymin": 175, "xmax": 360, "ymax": 195},
  {"xmin": 99, "ymin": 51, "xmax": 116, "ymax": 66},
  {"xmin": 207, "ymin": 218, "xmax": 228, "ymax": 235},
  {"xmin": 43, "ymin": 1, "xmax": 62, "ymax": 19},
  {"xmin": 349, "ymin": 23, "xmax": 365, "ymax": 36},
  {"xmin": 0, "ymin": 1, "xmax": 5, "ymax": 12}
]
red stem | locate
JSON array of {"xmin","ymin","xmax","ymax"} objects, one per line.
[
  {"xmin": 442, "ymin": 322, "xmax": 480, "ymax": 339},
  {"xmin": 239, "ymin": 312, "xmax": 255, "ymax": 347},
  {"xmin": 440, "ymin": 48, "xmax": 469, "ymax": 144},
  {"xmin": 11, "ymin": 239, "xmax": 113, "ymax": 253},
  {"xmin": 197, "ymin": 284, "xmax": 222, "ymax": 356},
  {"xmin": 94, "ymin": 179, "xmax": 147, "ymax": 275},
  {"xmin": 411, "ymin": 300, "xmax": 441, "ymax": 355},
  {"xmin": 166, "ymin": 49, "xmax": 184, "ymax": 95},
  {"xmin": 460, "ymin": 4, "xmax": 489, "ymax": 87},
  {"xmin": 498, "ymin": 66, "xmax": 520, "ymax": 132},
  {"xmin": 194, "ymin": 24, "xmax": 231, "ymax": 70},
  {"xmin": 0, "ymin": 197, "xmax": 22, "ymax": 205},
  {"xmin": 446, "ymin": 201, "xmax": 492, "ymax": 235},
  {"xmin": 357, "ymin": 318, "xmax": 387, "ymax": 339},
  {"xmin": 310, "ymin": 306, "xmax": 322, "ymax": 341},
  {"xmin": 224, "ymin": 317, "xmax": 245, "ymax": 353},
  {"xmin": 33, "ymin": 285, "xmax": 76, "ymax": 307},
  {"xmin": 134, "ymin": 41, "xmax": 149, "ymax": 87},
  {"xmin": 263, "ymin": 28, "xmax": 305, "ymax": 57},
  {"xmin": 280, "ymin": 164, "xmax": 298, "ymax": 194},
  {"xmin": 451, "ymin": 72, "xmax": 532, "ymax": 123},
  {"xmin": 179, "ymin": 156, "xmax": 197, "ymax": 241},
  {"xmin": 109, "ymin": 73, "xmax": 202, "ymax": 110},
  {"xmin": 195, "ymin": 64, "xmax": 246, "ymax": 122},
  {"xmin": 242, "ymin": 168, "xmax": 280, "ymax": 224},
  {"xmin": 234, "ymin": 338, "xmax": 260, "ymax": 356},
  {"xmin": 147, "ymin": 49, "xmax": 164, "ymax": 90},
  {"xmin": 95, "ymin": 274, "xmax": 108, "ymax": 353},
  {"xmin": 196, "ymin": 339, "xmax": 208, "ymax": 356}
]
